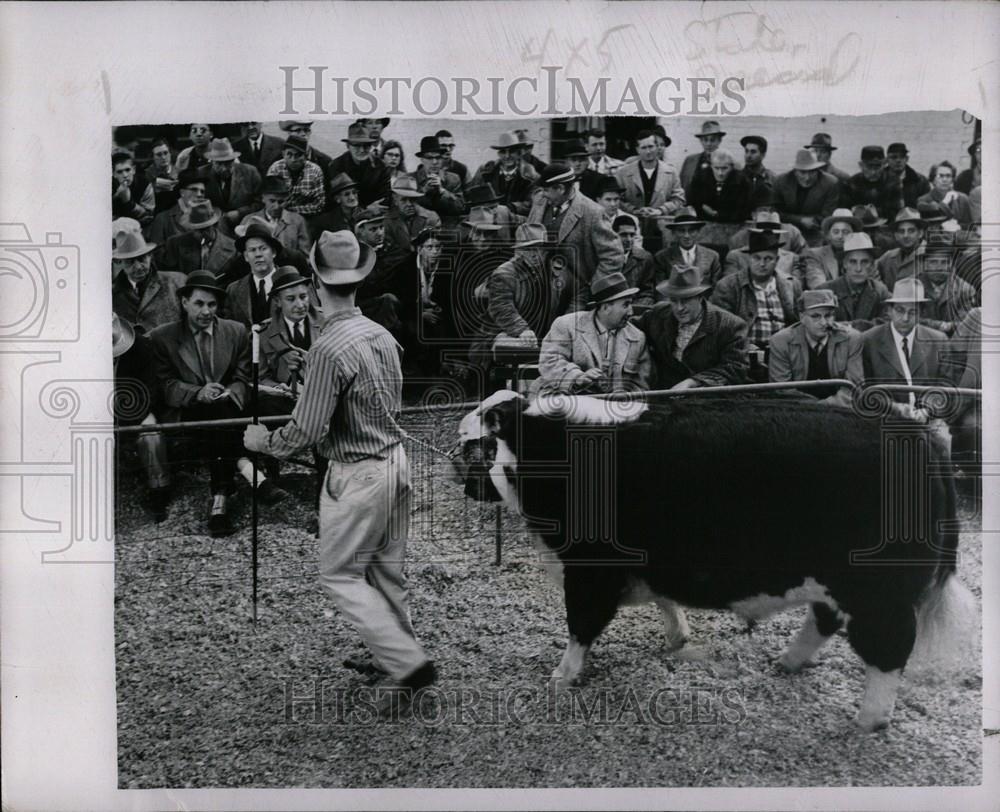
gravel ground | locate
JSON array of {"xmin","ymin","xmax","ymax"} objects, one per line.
[{"xmin": 115, "ymin": 415, "xmax": 983, "ymax": 788}]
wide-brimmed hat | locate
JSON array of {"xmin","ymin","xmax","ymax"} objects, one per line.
[
  {"xmin": 269, "ymin": 266, "xmax": 311, "ymax": 297},
  {"xmin": 490, "ymin": 132, "xmax": 520, "ymax": 150},
  {"xmin": 748, "ymin": 212, "xmax": 788, "ymax": 239},
  {"xmin": 113, "ymin": 230, "xmax": 157, "ymax": 260},
  {"xmin": 860, "ymin": 145, "xmax": 886, "ymax": 164},
  {"xmin": 798, "ymin": 289, "xmax": 838, "ymax": 312},
  {"xmin": 205, "ymin": 138, "xmax": 240, "ymax": 162},
  {"xmin": 461, "ymin": 208, "xmax": 503, "ymax": 232},
  {"xmin": 112, "ymin": 313, "xmax": 135, "ymax": 358},
  {"xmin": 235, "ymin": 219, "xmax": 283, "ymax": 254},
  {"xmin": 695, "ymin": 121, "xmax": 726, "ymax": 139},
  {"xmin": 283, "ymin": 134, "xmax": 309, "ymax": 155},
  {"xmin": 748, "ymin": 229, "xmax": 782, "ymax": 254},
  {"xmin": 465, "ymin": 183, "xmax": 501, "ymax": 207},
  {"xmin": 611, "ymin": 213, "xmax": 640, "ymax": 232},
  {"xmin": 805, "ymin": 133, "xmax": 837, "ymax": 151},
  {"xmin": 260, "ymin": 175, "xmax": 291, "ymax": 197},
  {"xmin": 341, "ymin": 123, "xmax": 375, "ymax": 145},
  {"xmin": 180, "ymin": 201, "xmax": 219, "ymax": 230},
  {"xmin": 588, "ymin": 272, "xmax": 639, "ymax": 307},
  {"xmin": 390, "ymin": 174, "xmax": 422, "ymax": 198},
  {"xmin": 351, "ymin": 209, "xmax": 385, "ymax": 230},
  {"xmin": 177, "ymin": 168, "xmax": 205, "ymax": 190},
  {"xmin": 821, "ymin": 208, "xmax": 862, "ymax": 233},
  {"xmin": 415, "ymin": 136, "xmax": 443, "ymax": 157},
  {"xmin": 663, "ymin": 206, "xmax": 705, "ymax": 228},
  {"xmin": 893, "ymin": 207, "xmax": 924, "ymax": 227},
  {"xmin": 852, "ymin": 204, "xmax": 887, "ymax": 228},
  {"xmin": 842, "ymin": 232, "xmax": 875, "ymax": 254},
  {"xmin": 917, "ymin": 202, "xmax": 948, "ymax": 224},
  {"xmin": 651, "ymin": 124, "xmax": 672, "ymax": 148},
  {"xmin": 311, "ymin": 230, "xmax": 375, "ymax": 285},
  {"xmin": 178, "ymin": 269, "xmax": 227, "ymax": 299},
  {"xmin": 513, "ymin": 223, "xmax": 547, "ymax": 249},
  {"xmin": 279, "ymin": 120, "xmax": 313, "ymax": 132},
  {"xmin": 740, "ymin": 135, "xmax": 768, "ymax": 152},
  {"xmin": 792, "ymin": 149, "xmax": 826, "ymax": 171},
  {"xmin": 886, "ymin": 277, "xmax": 928, "ymax": 303},
  {"xmin": 536, "ymin": 163, "xmax": 576, "ymax": 187},
  {"xmin": 656, "ymin": 265, "xmax": 710, "ymax": 299},
  {"xmin": 564, "ymin": 139, "xmax": 589, "ymax": 158},
  {"xmin": 328, "ymin": 172, "xmax": 359, "ymax": 198}
]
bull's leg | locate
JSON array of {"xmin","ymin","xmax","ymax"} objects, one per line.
[
  {"xmin": 654, "ymin": 597, "xmax": 690, "ymax": 652},
  {"xmin": 778, "ymin": 602, "xmax": 843, "ymax": 672},
  {"xmin": 846, "ymin": 603, "xmax": 916, "ymax": 731},
  {"xmin": 552, "ymin": 569, "xmax": 622, "ymax": 688}
]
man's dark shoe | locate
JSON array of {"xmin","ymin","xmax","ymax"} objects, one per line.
[
  {"xmin": 257, "ymin": 479, "xmax": 289, "ymax": 505},
  {"xmin": 208, "ymin": 495, "xmax": 234, "ymax": 537},
  {"xmin": 376, "ymin": 660, "xmax": 437, "ymax": 720},
  {"xmin": 147, "ymin": 487, "xmax": 170, "ymax": 523},
  {"xmin": 343, "ymin": 654, "xmax": 389, "ymax": 677}
]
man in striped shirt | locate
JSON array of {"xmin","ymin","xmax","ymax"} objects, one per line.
[{"xmin": 243, "ymin": 230, "xmax": 435, "ymax": 715}]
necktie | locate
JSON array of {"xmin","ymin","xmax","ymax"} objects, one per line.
[
  {"xmin": 902, "ymin": 335, "xmax": 910, "ymax": 365},
  {"xmin": 200, "ymin": 238, "xmax": 210, "ymax": 268},
  {"xmin": 249, "ymin": 140, "xmax": 258, "ymax": 164},
  {"xmin": 293, "ymin": 321, "xmax": 308, "ymax": 350},
  {"xmin": 197, "ymin": 330, "xmax": 214, "ymax": 381},
  {"xmin": 253, "ymin": 279, "xmax": 267, "ymax": 323}
]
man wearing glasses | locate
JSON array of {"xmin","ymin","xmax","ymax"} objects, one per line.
[
  {"xmin": 278, "ymin": 120, "xmax": 335, "ymax": 192},
  {"xmin": 329, "ymin": 122, "xmax": 392, "ymax": 209},
  {"xmin": 435, "ymin": 129, "xmax": 469, "ymax": 187},
  {"xmin": 470, "ymin": 131, "xmax": 538, "ymax": 215}
]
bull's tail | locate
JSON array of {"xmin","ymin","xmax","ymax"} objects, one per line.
[{"xmin": 908, "ymin": 574, "xmax": 979, "ymax": 679}]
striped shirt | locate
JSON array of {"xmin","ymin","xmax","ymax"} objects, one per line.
[{"xmin": 263, "ymin": 308, "xmax": 406, "ymax": 463}]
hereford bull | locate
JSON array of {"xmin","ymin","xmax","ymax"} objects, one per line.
[{"xmin": 453, "ymin": 391, "xmax": 974, "ymax": 731}]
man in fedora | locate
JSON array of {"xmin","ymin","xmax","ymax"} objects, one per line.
[
  {"xmin": 233, "ymin": 122, "xmax": 285, "ymax": 177},
  {"xmin": 638, "ymin": 264, "xmax": 748, "ymax": 389},
  {"xmin": 471, "ymin": 131, "xmax": 538, "ymax": 215},
  {"xmin": 380, "ymin": 174, "xmax": 442, "ymax": 272},
  {"xmin": 113, "ymin": 313, "xmax": 172, "ymax": 521},
  {"xmin": 688, "ymin": 147, "xmax": 751, "ymax": 225},
  {"xmin": 361, "ymin": 117, "xmax": 391, "ymax": 159},
  {"xmin": 267, "ymin": 135, "xmax": 326, "ymax": 217},
  {"xmin": 197, "ymin": 138, "xmax": 262, "ymax": 233},
  {"xmin": 653, "ymin": 207, "xmax": 722, "ymax": 291},
  {"xmin": 244, "ymin": 229, "xmax": 436, "ymax": 716},
  {"xmin": 307, "ymin": 172, "xmax": 363, "ymax": 242},
  {"xmin": 239, "ymin": 175, "xmax": 311, "ymax": 256},
  {"xmin": 353, "ymin": 210, "xmax": 409, "ymax": 336},
  {"xmin": 151, "ymin": 269, "xmax": 285, "ymax": 536},
  {"xmin": 614, "ymin": 129, "xmax": 685, "ymax": 252},
  {"xmin": 277, "ymin": 121, "xmax": 335, "ymax": 189},
  {"xmin": 680, "ymin": 120, "xmax": 728, "ymax": 193},
  {"xmin": 768, "ymin": 289, "xmax": 864, "ymax": 406},
  {"xmin": 724, "ymin": 212, "xmax": 801, "ymax": 287},
  {"xmin": 739, "ymin": 135, "xmax": 775, "ymax": 200},
  {"xmin": 530, "ymin": 162, "xmax": 625, "ymax": 312},
  {"xmin": 851, "ymin": 203, "xmax": 895, "ymax": 258},
  {"xmin": 224, "ymin": 221, "xmax": 306, "ymax": 327},
  {"xmin": 515, "ymin": 129, "xmax": 548, "ymax": 174},
  {"xmin": 842, "ymin": 146, "xmax": 897, "ymax": 218},
  {"xmin": 158, "ymin": 200, "xmax": 236, "ymax": 275},
  {"xmin": 875, "ymin": 207, "xmax": 926, "ymax": 291},
  {"xmin": 612, "ymin": 214, "xmax": 655, "ymax": 310},
  {"xmin": 586, "ymin": 128, "xmax": 625, "ymax": 176},
  {"xmin": 862, "ymin": 277, "xmax": 955, "ymax": 424},
  {"xmin": 594, "ymin": 174, "xmax": 625, "ymax": 221},
  {"xmin": 464, "ymin": 182, "xmax": 522, "ymax": 241},
  {"xmin": 329, "ymin": 121, "xmax": 391, "ymax": 208},
  {"xmin": 885, "ymin": 142, "xmax": 930, "ymax": 216},
  {"xmin": 816, "ymin": 232, "xmax": 891, "ymax": 331},
  {"xmin": 112, "ymin": 230, "xmax": 187, "ymax": 334},
  {"xmin": 395, "ymin": 227, "xmax": 453, "ymax": 377},
  {"xmin": 805, "ymin": 133, "xmax": 851, "ymax": 184},
  {"xmin": 728, "ymin": 186, "xmax": 807, "ymax": 255},
  {"xmin": 435, "ymin": 129, "xmax": 469, "ymax": 186},
  {"xmin": 146, "ymin": 169, "xmax": 209, "ymax": 245},
  {"xmin": 564, "ymin": 139, "xmax": 604, "ymax": 201},
  {"xmin": 802, "ymin": 208, "xmax": 861, "ymax": 289},
  {"xmin": 258, "ymin": 266, "xmax": 324, "ymax": 397},
  {"xmin": 538, "ymin": 271, "xmax": 652, "ymax": 395},
  {"xmin": 917, "ymin": 244, "xmax": 977, "ymax": 337},
  {"xmin": 412, "ymin": 135, "xmax": 465, "ymax": 224},
  {"xmin": 773, "ymin": 149, "xmax": 841, "ymax": 246},
  {"xmin": 712, "ymin": 228, "xmax": 800, "ymax": 379}
]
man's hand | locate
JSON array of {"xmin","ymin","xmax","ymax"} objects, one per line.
[
  {"xmin": 576, "ymin": 368, "xmax": 607, "ymax": 392},
  {"xmin": 196, "ymin": 382, "xmax": 226, "ymax": 403},
  {"xmin": 114, "ymin": 183, "xmax": 131, "ymax": 202},
  {"xmin": 423, "ymin": 307, "xmax": 442, "ymax": 326},
  {"xmin": 225, "ymin": 210, "xmax": 240, "ymax": 226},
  {"xmin": 910, "ymin": 407, "xmax": 930, "ymax": 424},
  {"xmin": 285, "ymin": 347, "xmax": 306, "ymax": 374},
  {"xmin": 799, "ymin": 216, "xmax": 818, "ymax": 231},
  {"xmin": 943, "ymin": 191, "xmax": 957, "ymax": 205},
  {"xmin": 670, "ymin": 378, "xmax": 701, "ymax": 391},
  {"xmin": 637, "ymin": 207, "xmax": 660, "ymax": 218},
  {"xmin": 243, "ymin": 424, "xmax": 270, "ymax": 453},
  {"xmin": 425, "ymin": 174, "xmax": 442, "ymax": 193},
  {"xmin": 702, "ymin": 205, "xmax": 718, "ymax": 219},
  {"xmin": 518, "ymin": 329, "xmax": 538, "ymax": 347}
]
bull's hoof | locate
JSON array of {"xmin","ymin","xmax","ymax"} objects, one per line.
[
  {"xmin": 854, "ymin": 712, "xmax": 891, "ymax": 733},
  {"xmin": 664, "ymin": 635, "xmax": 689, "ymax": 654},
  {"xmin": 549, "ymin": 671, "xmax": 577, "ymax": 691}
]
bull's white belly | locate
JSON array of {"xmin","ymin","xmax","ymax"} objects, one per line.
[{"xmin": 728, "ymin": 577, "xmax": 838, "ymax": 621}]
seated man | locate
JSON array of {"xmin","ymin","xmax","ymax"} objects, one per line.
[
  {"xmin": 875, "ymin": 207, "xmax": 925, "ymax": 291},
  {"xmin": 653, "ymin": 208, "xmax": 722, "ymax": 291},
  {"xmin": 817, "ymin": 232, "xmax": 891, "ymax": 331},
  {"xmin": 773, "ymin": 150, "xmax": 840, "ymax": 246},
  {"xmin": 146, "ymin": 169, "xmax": 208, "ymax": 245},
  {"xmin": 218, "ymin": 216, "xmax": 312, "ymax": 285},
  {"xmin": 594, "ymin": 175, "xmax": 625, "ymax": 222},
  {"xmin": 258, "ymin": 266, "xmax": 323, "ymax": 395},
  {"xmin": 113, "ymin": 314, "xmax": 171, "ymax": 521},
  {"xmin": 768, "ymin": 289, "xmax": 864, "ymax": 407},
  {"xmin": 802, "ymin": 208, "xmax": 860, "ymax": 289},
  {"xmin": 538, "ymin": 272, "xmax": 652, "ymax": 394},
  {"xmin": 729, "ymin": 186, "xmax": 807, "ymax": 255},
  {"xmin": 724, "ymin": 213, "xmax": 802, "ymax": 286},
  {"xmin": 688, "ymin": 148, "xmax": 751, "ymax": 225},
  {"xmin": 197, "ymin": 138, "xmax": 262, "ymax": 235},
  {"xmin": 157, "ymin": 200, "xmax": 236, "ymax": 276},
  {"xmin": 112, "ymin": 230, "xmax": 187, "ymax": 334},
  {"xmin": 353, "ymin": 212, "xmax": 406, "ymax": 337},
  {"xmin": 638, "ymin": 265, "xmax": 748, "ymax": 390},
  {"xmin": 464, "ymin": 182, "xmax": 523, "ymax": 242},
  {"xmin": 396, "ymin": 227, "xmax": 451, "ymax": 377},
  {"xmin": 149, "ymin": 270, "xmax": 285, "ymax": 536},
  {"xmin": 380, "ymin": 174, "xmax": 442, "ymax": 273},
  {"xmin": 224, "ymin": 221, "xmax": 290, "ymax": 327},
  {"xmin": 113, "ymin": 149, "xmax": 155, "ymax": 226},
  {"xmin": 412, "ymin": 135, "xmax": 465, "ymax": 227},
  {"xmin": 712, "ymin": 229, "xmax": 800, "ymax": 381},
  {"xmin": 239, "ymin": 175, "xmax": 311, "ymax": 256},
  {"xmin": 918, "ymin": 244, "xmax": 977, "ymax": 337},
  {"xmin": 471, "ymin": 131, "xmax": 538, "ymax": 216},
  {"xmin": 612, "ymin": 214, "xmax": 655, "ymax": 310},
  {"xmin": 267, "ymin": 135, "xmax": 326, "ymax": 219}
]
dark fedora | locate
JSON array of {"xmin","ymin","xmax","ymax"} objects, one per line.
[
  {"xmin": 269, "ymin": 266, "xmax": 310, "ymax": 297},
  {"xmin": 805, "ymin": 133, "xmax": 837, "ymax": 151},
  {"xmin": 656, "ymin": 265, "xmax": 710, "ymax": 300},
  {"xmin": 283, "ymin": 134, "xmax": 309, "ymax": 155},
  {"xmin": 860, "ymin": 145, "xmax": 886, "ymax": 164},
  {"xmin": 177, "ymin": 168, "xmax": 205, "ymax": 190},
  {"xmin": 536, "ymin": 162, "xmax": 576, "ymax": 187},
  {"xmin": 415, "ymin": 136, "xmax": 444, "ymax": 157},
  {"xmin": 651, "ymin": 124, "xmax": 672, "ymax": 148},
  {"xmin": 740, "ymin": 134, "xmax": 768, "ymax": 152},
  {"xmin": 588, "ymin": 272, "xmax": 639, "ymax": 307},
  {"xmin": 886, "ymin": 142, "xmax": 909, "ymax": 156},
  {"xmin": 748, "ymin": 229, "xmax": 782, "ymax": 254},
  {"xmin": 178, "ymin": 269, "xmax": 227, "ymax": 299},
  {"xmin": 260, "ymin": 175, "xmax": 291, "ymax": 197},
  {"xmin": 179, "ymin": 200, "xmax": 219, "ymax": 231},
  {"xmin": 465, "ymin": 183, "xmax": 502, "ymax": 207},
  {"xmin": 595, "ymin": 175, "xmax": 623, "ymax": 196},
  {"xmin": 235, "ymin": 220, "xmax": 283, "ymax": 254},
  {"xmin": 695, "ymin": 121, "xmax": 726, "ymax": 139},
  {"xmin": 663, "ymin": 206, "xmax": 705, "ymax": 228},
  {"xmin": 341, "ymin": 122, "xmax": 375, "ymax": 145},
  {"xmin": 328, "ymin": 172, "xmax": 359, "ymax": 197},
  {"xmin": 564, "ymin": 139, "xmax": 589, "ymax": 158}
]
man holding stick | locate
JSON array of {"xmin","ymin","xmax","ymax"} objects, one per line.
[{"xmin": 243, "ymin": 230, "xmax": 435, "ymax": 715}]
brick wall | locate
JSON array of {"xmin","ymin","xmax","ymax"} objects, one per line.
[{"xmin": 265, "ymin": 110, "xmax": 977, "ymax": 180}]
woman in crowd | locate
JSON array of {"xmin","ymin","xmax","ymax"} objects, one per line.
[{"xmin": 381, "ymin": 140, "xmax": 407, "ymax": 182}]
